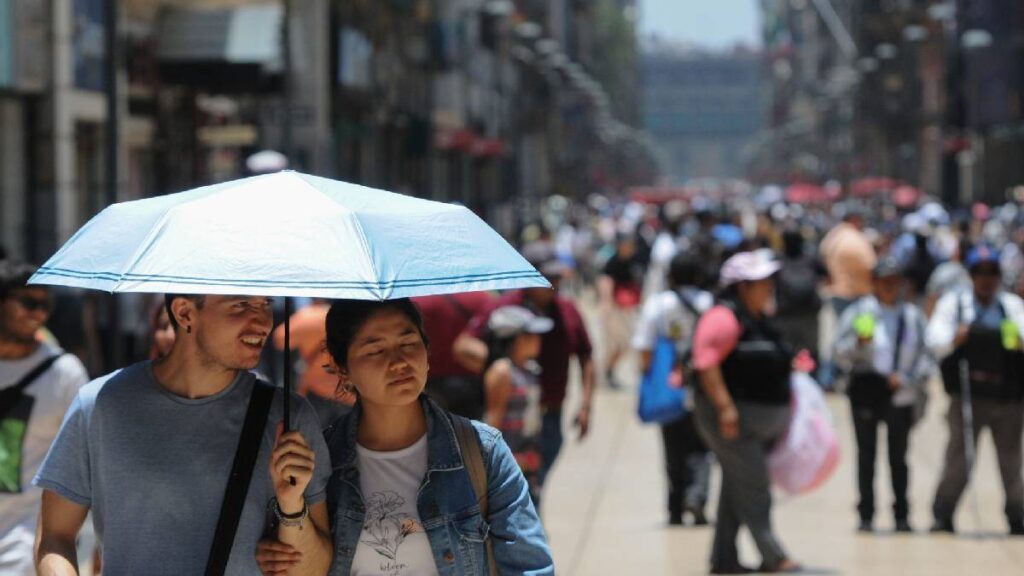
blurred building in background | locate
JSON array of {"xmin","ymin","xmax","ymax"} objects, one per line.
[
  {"xmin": 0, "ymin": 0, "xmax": 662, "ymax": 263},
  {"xmin": 756, "ymin": 0, "xmax": 1024, "ymax": 206},
  {"xmin": 641, "ymin": 42, "xmax": 763, "ymax": 182}
]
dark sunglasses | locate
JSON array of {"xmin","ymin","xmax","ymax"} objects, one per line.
[
  {"xmin": 972, "ymin": 267, "xmax": 1001, "ymax": 277},
  {"xmin": 11, "ymin": 295, "xmax": 52, "ymax": 313}
]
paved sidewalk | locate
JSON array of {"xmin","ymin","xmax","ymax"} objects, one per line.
[{"xmin": 542, "ymin": 314, "xmax": 1024, "ymax": 575}]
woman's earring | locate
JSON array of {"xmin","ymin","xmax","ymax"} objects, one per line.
[{"xmin": 186, "ymin": 325, "xmax": 192, "ymax": 334}]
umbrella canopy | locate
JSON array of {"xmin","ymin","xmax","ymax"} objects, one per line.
[
  {"xmin": 785, "ymin": 183, "xmax": 829, "ymax": 204},
  {"xmin": 30, "ymin": 171, "xmax": 549, "ymax": 299}
]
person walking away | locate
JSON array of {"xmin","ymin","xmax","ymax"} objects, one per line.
[
  {"xmin": 0, "ymin": 261, "xmax": 88, "ymax": 575},
  {"xmin": 834, "ymin": 258, "xmax": 932, "ymax": 533},
  {"xmin": 927, "ymin": 244, "xmax": 1024, "ymax": 536},
  {"xmin": 924, "ymin": 238, "xmax": 972, "ymax": 318},
  {"xmin": 34, "ymin": 293, "xmax": 332, "ymax": 574},
  {"xmin": 632, "ymin": 253, "xmax": 714, "ymax": 526},
  {"xmin": 455, "ymin": 249, "xmax": 595, "ymax": 492},
  {"xmin": 482, "ymin": 306, "xmax": 552, "ymax": 507},
  {"xmin": 598, "ymin": 234, "xmax": 645, "ymax": 389},
  {"xmin": 691, "ymin": 250, "xmax": 800, "ymax": 574},
  {"xmin": 774, "ymin": 229, "xmax": 822, "ymax": 361},
  {"xmin": 818, "ymin": 207, "xmax": 877, "ymax": 389},
  {"xmin": 413, "ymin": 291, "xmax": 494, "ymax": 420}
]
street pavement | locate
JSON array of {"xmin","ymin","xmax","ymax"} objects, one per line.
[{"xmin": 542, "ymin": 302, "xmax": 1024, "ymax": 575}]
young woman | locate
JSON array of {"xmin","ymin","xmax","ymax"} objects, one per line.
[
  {"xmin": 258, "ymin": 298, "xmax": 554, "ymax": 576},
  {"xmin": 481, "ymin": 305, "xmax": 553, "ymax": 506}
]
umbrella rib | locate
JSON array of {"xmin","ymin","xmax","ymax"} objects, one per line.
[{"xmin": 294, "ymin": 174, "xmax": 384, "ymax": 299}]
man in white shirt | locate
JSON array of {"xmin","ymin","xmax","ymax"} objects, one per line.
[
  {"xmin": 0, "ymin": 261, "xmax": 88, "ymax": 575},
  {"xmin": 632, "ymin": 252, "xmax": 714, "ymax": 526},
  {"xmin": 926, "ymin": 244, "xmax": 1024, "ymax": 536}
]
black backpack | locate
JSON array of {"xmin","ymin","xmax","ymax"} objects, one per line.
[{"xmin": 776, "ymin": 258, "xmax": 821, "ymax": 315}]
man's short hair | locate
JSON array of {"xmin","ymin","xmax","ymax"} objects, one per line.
[
  {"xmin": 164, "ymin": 294, "xmax": 206, "ymax": 331},
  {"xmin": 0, "ymin": 260, "xmax": 39, "ymax": 300}
]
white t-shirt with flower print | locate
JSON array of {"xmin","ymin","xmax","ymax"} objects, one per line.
[{"xmin": 352, "ymin": 434, "xmax": 438, "ymax": 576}]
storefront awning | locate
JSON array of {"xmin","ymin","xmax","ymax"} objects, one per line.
[{"xmin": 156, "ymin": 4, "xmax": 283, "ymax": 91}]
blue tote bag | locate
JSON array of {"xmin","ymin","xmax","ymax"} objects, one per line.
[{"xmin": 637, "ymin": 334, "xmax": 686, "ymax": 424}]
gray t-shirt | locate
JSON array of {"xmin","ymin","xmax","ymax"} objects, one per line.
[{"xmin": 34, "ymin": 361, "xmax": 331, "ymax": 575}]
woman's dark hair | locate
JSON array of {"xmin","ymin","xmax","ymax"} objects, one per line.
[
  {"xmin": 324, "ymin": 298, "xmax": 429, "ymax": 368},
  {"xmin": 717, "ymin": 283, "xmax": 740, "ymax": 303},
  {"xmin": 668, "ymin": 252, "xmax": 703, "ymax": 290},
  {"xmin": 483, "ymin": 332, "xmax": 516, "ymax": 374},
  {"xmin": 0, "ymin": 260, "xmax": 38, "ymax": 299},
  {"xmin": 782, "ymin": 230, "xmax": 804, "ymax": 259}
]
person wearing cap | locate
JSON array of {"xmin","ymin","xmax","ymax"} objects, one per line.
[
  {"xmin": 927, "ymin": 243, "xmax": 1024, "ymax": 536},
  {"xmin": 834, "ymin": 258, "xmax": 932, "ymax": 533},
  {"xmin": 482, "ymin": 306, "xmax": 554, "ymax": 506},
  {"xmin": 632, "ymin": 252, "xmax": 714, "ymax": 526},
  {"xmin": 454, "ymin": 246, "xmax": 595, "ymax": 491},
  {"xmin": 690, "ymin": 250, "xmax": 800, "ymax": 574},
  {"xmin": 413, "ymin": 291, "xmax": 494, "ymax": 420}
]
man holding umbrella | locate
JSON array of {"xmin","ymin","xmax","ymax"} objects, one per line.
[
  {"xmin": 33, "ymin": 294, "xmax": 333, "ymax": 574},
  {"xmin": 927, "ymin": 244, "xmax": 1024, "ymax": 536}
]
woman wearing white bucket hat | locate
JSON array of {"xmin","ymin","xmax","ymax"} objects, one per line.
[{"xmin": 690, "ymin": 250, "xmax": 801, "ymax": 574}]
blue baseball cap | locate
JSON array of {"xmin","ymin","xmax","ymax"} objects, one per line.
[{"xmin": 965, "ymin": 243, "xmax": 1001, "ymax": 271}]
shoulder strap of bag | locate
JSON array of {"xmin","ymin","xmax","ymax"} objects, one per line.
[
  {"xmin": 891, "ymin": 305, "xmax": 907, "ymax": 374},
  {"xmin": 5, "ymin": 354, "xmax": 62, "ymax": 393},
  {"xmin": 450, "ymin": 414, "xmax": 498, "ymax": 576},
  {"xmin": 205, "ymin": 379, "xmax": 276, "ymax": 576},
  {"xmin": 0, "ymin": 354, "xmax": 62, "ymax": 420}
]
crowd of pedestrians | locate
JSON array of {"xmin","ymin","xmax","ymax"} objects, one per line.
[{"xmin": 4, "ymin": 188, "xmax": 1024, "ymax": 574}]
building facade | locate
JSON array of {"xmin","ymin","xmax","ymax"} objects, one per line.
[{"xmin": 641, "ymin": 45, "xmax": 764, "ymax": 182}]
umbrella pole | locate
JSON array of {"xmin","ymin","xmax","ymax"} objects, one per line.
[
  {"xmin": 283, "ymin": 297, "xmax": 292, "ymax": 432},
  {"xmin": 283, "ymin": 297, "xmax": 296, "ymax": 486}
]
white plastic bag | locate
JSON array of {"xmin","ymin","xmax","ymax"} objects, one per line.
[{"xmin": 768, "ymin": 372, "xmax": 841, "ymax": 495}]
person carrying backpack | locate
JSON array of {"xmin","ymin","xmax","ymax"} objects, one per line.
[
  {"xmin": 0, "ymin": 261, "xmax": 88, "ymax": 575},
  {"xmin": 774, "ymin": 230, "xmax": 822, "ymax": 361},
  {"xmin": 926, "ymin": 244, "xmax": 1024, "ymax": 536},
  {"xmin": 632, "ymin": 253, "xmax": 714, "ymax": 526}
]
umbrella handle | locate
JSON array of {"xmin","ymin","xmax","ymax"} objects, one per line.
[{"xmin": 283, "ymin": 298, "xmax": 296, "ymax": 486}]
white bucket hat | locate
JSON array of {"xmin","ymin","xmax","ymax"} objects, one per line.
[{"xmin": 719, "ymin": 249, "xmax": 782, "ymax": 288}]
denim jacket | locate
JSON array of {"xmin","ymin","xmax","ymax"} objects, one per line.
[{"xmin": 324, "ymin": 396, "xmax": 554, "ymax": 575}]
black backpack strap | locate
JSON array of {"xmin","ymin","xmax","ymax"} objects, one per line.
[
  {"xmin": 450, "ymin": 413, "xmax": 498, "ymax": 576},
  {"xmin": 891, "ymin": 305, "xmax": 907, "ymax": 374},
  {"xmin": 0, "ymin": 354, "xmax": 62, "ymax": 420},
  {"xmin": 205, "ymin": 380, "xmax": 276, "ymax": 576}
]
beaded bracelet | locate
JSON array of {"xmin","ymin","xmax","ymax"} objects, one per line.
[{"xmin": 272, "ymin": 498, "xmax": 309, "ymax": 530}]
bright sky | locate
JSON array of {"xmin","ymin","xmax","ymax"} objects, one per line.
[{"xmin": 639, "ymin": 0, "xmax": 761, "ymax": 48}]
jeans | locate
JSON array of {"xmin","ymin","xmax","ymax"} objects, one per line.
[
  {"xmin": 933, "ymin": 396, "xmax": 1024, "ymax": 526},
  {"xmin": 538, "ymin": 408, "xmax": 564, "ymax": 488},
  {"xmin": 661, "ymin": 415, "xmax": 712, "ymax": 517},
  {"xmin": 851, "ymin": 402, "xmax": 913, "ymax": 522}
]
